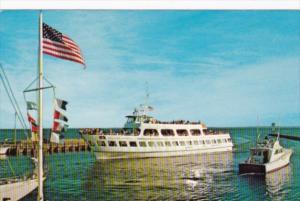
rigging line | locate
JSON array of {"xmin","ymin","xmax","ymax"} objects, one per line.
[
  {"xmin": 7, "ymin": 157, "xmax": 16, "ymax": 177},
  {"xmin": 0, "ymin": 73, "xmax": 28, "ymax": 139},
  {"xmin": 0, "ymin": 66, "xmax": 28, "ymax": 136},
  {"xmin": 23, "ymin": 76, "xmax": 39, "ymax": 92},
  {"xmin": 0, "ymin": 65, "xmax": 28, "ymax": 127},
  {"xmin": 43, "ymin": 76, "xmax": 55, "ymax": 88}
]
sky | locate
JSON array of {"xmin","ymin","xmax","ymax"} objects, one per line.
[{"xmin": 0, "ymin": 11, "xmax": 299, "ymax": 128}]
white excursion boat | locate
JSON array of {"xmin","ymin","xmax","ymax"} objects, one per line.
[
  {"xmin": 80, "ymin": 104, "xmax": 233, "ymax": 160},
  {"xmin": 239, "ymin": 134, "xmax": 293, "ymax": 175}
]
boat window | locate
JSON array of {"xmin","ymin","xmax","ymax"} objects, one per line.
[
  {"xmin": 129, "ymin": 141, "xmax": 137, "ymax": 147},
  {"xmin": 201, "ymin": 140, "xmax": 205, "ymax": 145},
  {"xmin": 203, "ymin": 129, "xmax": 208, "ymax": 135},
  {"xmin": 165, "ymin": 141, "xmax": 171, "ymax": 146},
  {"xmin": 139, "ymin": 141, "xmax": 147, "ymax": 147},
  {"xmin": 186, "ymin": 141, "xmax": 192, "ymax": 145},
  {"xmin": 193, "ymin": 140, "xmax": 199, "ymax": 145},
  {"xmin": 179, "ymin": 141, "xmax": 185, "ymax": 146},
  {"xmin": 222, "ymin": 139, "xmax": 227, "ymax": 143},
  {"xmin": 205, "ymin": 140, "xmax": 211, "ymax": 144},
  {"xmin": 212, "ymin": 139, "xmax": 217, "ymax": 144},
  {"xmin": 97, "ymin": 141, "xmax": 106, "ymax": 147},
  {"xmin": 119, "ymin": 141, "xmax": 127, "ymax": 147},
  {"xmin": 108, "ymin": 141, "xmax": 117, "ymax": 147},
  {"xmin": 134, "ymin": 129, "xmax": 141, "ymax": 136},
  {"xmin": 190, "ymin": 129, "xmax": 201, "ymax": 136},
  {"xmin": 227, "ymin": 138, "xmax": 232, "ymax": 142},
  {"xmin": 161, "ymin": 129, "xmax": 175, "ymax": 136},
  {"xmin": 172, "ymin": 141, "xmax": 179, "ymax": 146},
  {"xmin": 148, "ymin": 141, "xmax": 156, "ymax": 147},
  {"xmin": 157, "ymin": 141, "xmax": 164, "ymax": 147},
  {"xmin": 177, "ymin": 129, "xmax": 188, "ymax": 136},
  {"xmin": 143, "ymin": 129, "xmax": 159, "ymax": 136},
  {"xmin": 217, "ymin": 139, "xmax": 222, "ymax": 144}
]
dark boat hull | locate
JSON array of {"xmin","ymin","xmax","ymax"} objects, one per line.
[{"xmin": 239, "ymin": 163, "xmax": 266, "ymax": 174}]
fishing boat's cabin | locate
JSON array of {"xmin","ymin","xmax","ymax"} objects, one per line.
[{"xmin": 246, "ymin": 137, "xmax": 284, "ymax": 165}]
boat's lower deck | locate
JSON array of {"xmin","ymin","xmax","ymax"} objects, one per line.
[
  {"xmin": 94, "ymin": 146, "xmax": 232, "ymax": 159},
  {"xmin": 82, "ymin": 133, "xmax": 233, "ymax": 159}
]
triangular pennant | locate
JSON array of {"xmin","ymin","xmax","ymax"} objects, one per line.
[
  {"xmin": 50, "ymin": 132, "xmax": 60, "ymax": 144},
  {"xmin": 52, "ymin": 121, "xmax": 68, "ymax": 133},
  {"xmin": 53, "ymin": 110, "xmax": 68, "ymax": 122},
  {"xmin": 26, "ymin": 101, "xmax": 37, "ymax": 110},
  {"xmin": 55, "ymin": 98, "xmax": 68, "ymax": 111}
]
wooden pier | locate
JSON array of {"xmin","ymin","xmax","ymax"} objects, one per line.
[
  {"xmin": 269, "ymin": 133, "xmax": 300, "ymax": 141},
  {"xmin": 1, "ymin": 139, "xmax": 90, "ymax": 156}
]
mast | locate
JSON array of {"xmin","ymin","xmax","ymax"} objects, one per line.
[
  {"xmin": 38, "ymin": 11, "xmax": 44, "ymax": 201},
  {"xmin": 14, "ymin": 112, "xmax": 17, "ymax": 146}
]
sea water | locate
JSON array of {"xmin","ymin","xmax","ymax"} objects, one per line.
[{"xmin": 0, "ymin": 127, "xmax": 299, "ymax": 201}]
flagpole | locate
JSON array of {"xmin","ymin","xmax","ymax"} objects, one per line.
[{"xmin": 38, "ymin": 11, "xmax": 44, "ymax": 201}]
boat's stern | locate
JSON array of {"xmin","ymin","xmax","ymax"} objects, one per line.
[{"xmin": 239, "ymin": 163, "xmax": 266, "ymax": 174}]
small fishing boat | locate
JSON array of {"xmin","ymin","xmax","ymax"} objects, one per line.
[{"xmin": 239, "ymin": 134, "xmax": 293, "ymax": 175}]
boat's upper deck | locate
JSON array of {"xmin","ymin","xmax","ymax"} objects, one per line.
[{"xmin": 79, "ymin": 104, "xmax": 229, "ymax": 137}]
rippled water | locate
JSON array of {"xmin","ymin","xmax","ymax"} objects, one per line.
[{"xmin": 0, "ymin": 127, "xmax": 299, "ymax": 201}]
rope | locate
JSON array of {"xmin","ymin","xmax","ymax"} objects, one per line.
[{"xmin": 0, "ymin": 64, "xmax": 29, "ymax": 139}]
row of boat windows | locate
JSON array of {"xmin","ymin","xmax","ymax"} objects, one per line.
[
  {"xmin": 252, "ymin": 149, "xmax": 283, "ymax": 156},
  {"xmin": 97, "ymin": 138, "xmax": 232, "ymax": 147},
  {"xmin": 144, "ymin": 129, "xmax": 210, "ymax": 136}
]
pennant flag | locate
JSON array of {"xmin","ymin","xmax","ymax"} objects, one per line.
[
  {"xmin": 50, "ymin": 132, "xmax": 61, "ymax": 144},
  {"xmin": 27, "ymin": 113, "xmax": 36, "ymax": 124},
  {"xmin": 31, "ymin": 132, "xmax": 38, "ymax": 142},
  {"xmin": 55, "ymin": 98, "xmax": 68, "ymax": 111},
  {"xmin": 52, "ymin": 121, "xmax": 69, "ymax": 133},
  {"xmin": 27, "ymin": 113, "xmax": 39, "ymax": 133},
  {"xmin": 42, "ymin": 23, "xmax": 85, "ymax": 66},
  {"xmin": 53, "ymin": 110, "xmax": 68, "ymax": 122},
  {"xmin": 26, "ymin": 101, "xmax": 37, "ymax": 110}
]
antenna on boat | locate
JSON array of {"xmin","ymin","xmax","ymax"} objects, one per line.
[
  {"xmin": 145, "ymin": 81, "xmax": 149, "ymax": 106},
  {"xmin": 256, "ymin": 115, "xmax": 261, "ymax": 144},
  {"xmin": 277, "ymin": 123, "xmax": 280, "ymax": 141}
]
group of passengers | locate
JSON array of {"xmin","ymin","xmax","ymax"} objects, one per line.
[
  {"xmin": 146, "ymin": 119, "xmax": 202, "ymax": 125},
  {"xmin": 79, "ymin": 128, "xmax": 140, "ymax": 136}
]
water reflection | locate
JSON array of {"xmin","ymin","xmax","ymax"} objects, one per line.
[
  {"xmin": 265, "ymin": 166, "xmax": 291, "ymax": 201},
  {"xmin": 0, "ymin": 155, "xmax": 7, "ymax": 160},
  {"xmin": 240, "ymin": 165, "xmax": 291, "ymax": 201},
  {"xmin": 85, "ymin": 152, "xmax": 234, "ymax": 200}
]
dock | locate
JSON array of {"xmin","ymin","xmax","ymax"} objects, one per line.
[
  {"xmin": 269, "ymin": 133, "xmax": 300, "ymax": 141},
  {"xmin": 1, "ymin": 139, "xmax": 90, "ymax": 156}
]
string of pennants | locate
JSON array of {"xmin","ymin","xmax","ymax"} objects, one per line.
[
  {"xmin": 26, "ymin": 98, "xmax": 69, "ymax": 144},
  {"xmin": 50, "ymin": 98, "xmax": 69, "ymax": 144}
]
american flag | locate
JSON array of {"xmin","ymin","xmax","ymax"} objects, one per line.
[{"xmin": 43, "ymin": 23, "xmax": 85, "ymax": 66}]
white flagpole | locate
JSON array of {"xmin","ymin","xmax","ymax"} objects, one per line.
[{"xmin": 38, "ymin": 11, "xmax": 44, "ymax": 201}]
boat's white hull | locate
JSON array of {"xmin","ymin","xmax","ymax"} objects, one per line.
[
  {"xmin": 0, "ymin": 177, "xmax": 38, "ymax": 201},
  {"xmin": 0, "ymin": 147, "xmax": 9, "ymax": 155},
  {"xmin": 239, "ymin": 149, "xmax": 293, "ymax": 174},
  {"xmin": 265, "ymin": 149, "xmax": 292, "ymax": 173},
  {"xmin": 82, "ymin": 132, "xmax": 233, "ymax": 160},
  {"xmin": 94, "ymin": 146, "xmax": 233, "ymax": 160}
]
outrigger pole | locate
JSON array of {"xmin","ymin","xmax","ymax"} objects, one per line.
[{"xmin": 38, "ymin": 11, "xmax": 44, "ymax": 201}]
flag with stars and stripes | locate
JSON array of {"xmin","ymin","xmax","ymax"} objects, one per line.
[{"xmin": 43, "ymin": 23, "xmax": 85, "ymax": 66}]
